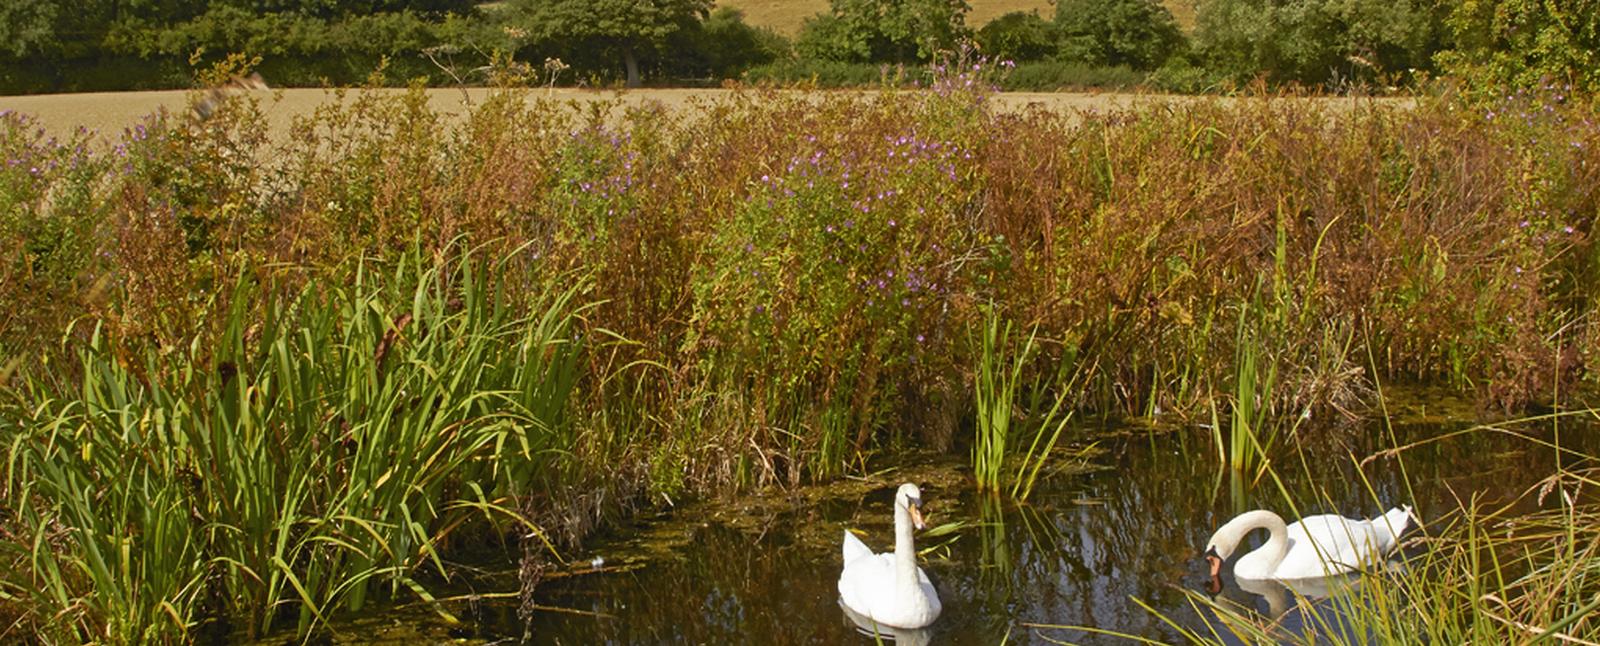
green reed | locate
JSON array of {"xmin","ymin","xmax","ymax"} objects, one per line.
[
  {"xmin": 972, "ymin": 307, "xmax": 1026, "ymax": 493},
  {"xmin": 0, "ymin": 248, "xmax": 585, "ymax": 642},
  {"xmin": 971, "ymin": 307, "xmax": 1075, "ymax": 501}
]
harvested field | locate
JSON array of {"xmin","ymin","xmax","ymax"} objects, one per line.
[
  {"xmin": 0, "ymin": 87, "xmax": 1400, "ymax": 142},
  {"xmin": 717, "ymin": 0, "xmax": 1196, "ymax": 34}
]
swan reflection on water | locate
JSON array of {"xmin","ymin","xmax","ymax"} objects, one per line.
[
  {"xmin": 1206, "ymin": 569, "xmax": 1397, "ymax": 643},
  {"xmin": 1234, "ymin": 573, "xmax": 1360, "ymax": 619},
  {"xmin": 841, "ymin": 601, "xmax": 934, "ymax": 646}
]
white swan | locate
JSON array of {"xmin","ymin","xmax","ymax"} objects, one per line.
[
  {"xmin": 1204, "ymin": 506, "xmax": 1413, "ymax": 580},
  {"xmin": 838, "ymin": 483, "xmax": 942, "ymax": 629}
]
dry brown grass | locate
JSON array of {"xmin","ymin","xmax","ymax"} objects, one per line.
[{"xmin": 717, "ymin": 0, "xmax": 1197, "ymax": 35}]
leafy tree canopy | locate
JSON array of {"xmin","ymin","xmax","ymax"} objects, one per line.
[
  {"xmin": 798, "ymin": 0, "xmax": 972, "ymax": 64},
  {"xmin": 1056, "ymin": 0, "xmax": 1182, "ymax": 70},
  {"xmin": 1438, "ymin": 0, "xmax": 1600, "ymax": 93},
  {"xmin": 0, "ymin": 0, "xmax": 57, "ymax": 57},
  {"xmin": 509, "ymin": 0, "xmax": 712, "ymax": 85},
  {"xmin": 1193, "ymin": 0, "xmax": 1443, "ymax": 85},
  {"xmin": 976, "ymin": 11, "xmax": 1057, "ymax": 63}
]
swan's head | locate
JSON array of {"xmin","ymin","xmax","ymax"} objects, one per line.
[
  {"xmin": 896, "ymin": 483, "xmax": 926, "ymax": 530},
  {"xmin": 1202, "ymin": 516, "xmax": 1248, "ymax": 579}
]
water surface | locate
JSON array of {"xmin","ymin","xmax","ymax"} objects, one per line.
[{"xmin": 298, "ymin": 392, "xmax": 1594, "ymax": 644}]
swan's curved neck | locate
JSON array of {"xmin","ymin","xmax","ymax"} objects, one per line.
[
  {"xmin": 1228, "ymin": 510, "xmax": 1290, "ymax": 579},
  {"xmin": 893, "ymin": 503, "xmax": 921, "ymax": 598}
]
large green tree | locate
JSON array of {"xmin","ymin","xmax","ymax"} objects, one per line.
[
  {"xmin": 511, "ymin": 0, "xmax": 712, "ymax": 86},
  {"xmin": 1193, "ymin": 0, "xmax": 1443, "ymax": 85},
  {"xmin": 0, "ymin": 0, "xmax": 57, "ymax": 57},
  {"xmin": 976, "ymin": 11, "xmax": 1057, "ymax": 62},
  {"xmin": 1438, "ymin": 0, "xmax": 1600, "ymax": 93},
  {"xmin": 1055, "ymin": 0, "xmax": 1182, "ymax": 70},
  {"xmin": 797, "ymin": 0, "xmax": 972, "ymax": 64}
]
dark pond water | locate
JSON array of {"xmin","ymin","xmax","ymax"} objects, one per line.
[{"xmin": 304, "ymin": 391, "xmax": 1598, "ymax": 644}]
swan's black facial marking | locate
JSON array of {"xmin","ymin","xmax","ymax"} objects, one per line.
[
  {"xmin": 1205, "ymin": 546, "xmax": 1219, "ymax": 559},
  {"xmin": 906, "ymin": 495, "xmax": 922, "ymax": 509}
]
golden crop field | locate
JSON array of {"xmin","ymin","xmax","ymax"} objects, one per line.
[
  {"xmin": 717, "ymin": 0, "xmax": 1198, "ymax": 35},
  {"xmin": 0, "ymin": 87, "xmax": 1186, "ymax": 141}
]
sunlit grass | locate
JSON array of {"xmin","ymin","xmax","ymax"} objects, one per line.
[{"xmin": 0, "ymin": 248, "xmax": 586, "ymax": 641}]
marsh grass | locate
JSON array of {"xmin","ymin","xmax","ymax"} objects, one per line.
[
  {"xmin": 0, "ymin": 248, "xmax": 586, "ymax": 641},
  {"xmin": 1, "ymin": 59, "xmax": 1599, "ymax": 640},
  {"xmin": 973, "ymin": 308, "xmax": 1028, "ymax": 493},
  {"xmin": 970, "ymin": 306, "xmax": 1080, "ymax": 500}
]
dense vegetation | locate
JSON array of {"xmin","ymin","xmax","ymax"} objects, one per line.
[
  {"xmin": 1, "ymin": 0, "xmax": 1597, "ymax": 93},
  {"xmin": 1, "ymin": 56, "xmax": 1598, "ymax": 639}
]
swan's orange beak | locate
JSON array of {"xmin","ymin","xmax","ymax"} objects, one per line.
[
  {"xmin": 908, "ymin": 503, "xmax": 926, "ymax": 531},
  {"xmin": 1204, "ymin": 549, "xmax": 1224, "ymax": 595}
]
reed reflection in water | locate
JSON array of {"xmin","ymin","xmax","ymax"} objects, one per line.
[{"xmin": 524, "ymin": 414, "xmax": 1592, "ymax": 644}]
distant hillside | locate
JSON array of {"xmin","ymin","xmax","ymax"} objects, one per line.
[{"xmin": 717, "ymin": 0, "xmax": 1196, "ymax": 36}]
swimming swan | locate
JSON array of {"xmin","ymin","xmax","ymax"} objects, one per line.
[
  {"xmin": 1204, "ymin": 506, "xmax": 1413, "ymax": 580},
  {"xmin": 838, "ymin": 483, "xmax": 942, "ymax": 629}
]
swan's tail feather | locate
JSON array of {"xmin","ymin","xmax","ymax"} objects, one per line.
[
  {"xmin": 842, "ymin": 529, "xmax": 873, "ymax": 563},
  {"xmin": 1373, "ymin": 505, "xmax": 1414, "ymax": 554}
]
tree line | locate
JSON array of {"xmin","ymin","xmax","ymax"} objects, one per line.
[{"xmin": 0, "ymin": 0, "xmax": 1594, "ymax": 94}]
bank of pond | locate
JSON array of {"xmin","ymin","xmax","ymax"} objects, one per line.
[{"xmin": 1, "ymin": 75, "xmax": 1598, "ymax": 643}]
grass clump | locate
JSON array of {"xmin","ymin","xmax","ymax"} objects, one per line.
[
  {"xmin": 971, "ymin": 306, "xmax": 1077, "ymax": 500},
  {"xmin": 0, "ymin": 249, "xmax": 585, "ymax": 642}
]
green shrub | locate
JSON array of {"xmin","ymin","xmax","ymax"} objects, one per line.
[
  {"xmin": 1054, "ymin": 0, "xmax": 1184, "ymax": 70},
  {"xmin": 976, "ymin": 11, "xmax": 1058, "ymax": 63},
  {"xmin": 1146, "ymin": 55, "xmax": 1222, "ymax": 92},
  {"xmin": 999, "ymin": 60, "xmax": 1145, "ymax": 90},
  {"xmin": 796, "ymin": 0, "xmax": 974, "ymax": 64},
  {"xmin": 1193, "ymin": 0, "xmax": 1444, "ymax": 86},
  {"xmin": 1437, "ymin": 0, "xmax": 1600, "ymax": 95},
  {"xmin": 743, "ymin": 59, "xmax": 909, "ymax": 86},
  {"xmin": 668, "ymin": 7, "xmax": 789, "ymax": 79},
  {"xmin": 702, "ymin": 8, "xmax": 789, "ymax": 76}
]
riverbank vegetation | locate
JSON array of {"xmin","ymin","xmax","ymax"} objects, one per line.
[
  {"xmin": 2, "ymin": 57, "xmax": 1598, "ymax": 640},
  {"xmin": 2, "ymin": 0, "xmax": 1596, "ymax": 94}
]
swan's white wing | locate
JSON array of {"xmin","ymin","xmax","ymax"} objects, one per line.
[
  {"xmin": 843, "ymin": 529, "xmax": 875, "ymax": 564},
  {"xmin": 838, "ymin": 552, "xmax": 896, "ymax": 617},
  {"xmin": 1370, "ymin": 505, "xmax": 1413, "ymax": 553},
  {"xmin": 1279, "ymin": 514, "xmax": 1383, "ymax": 578}
]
